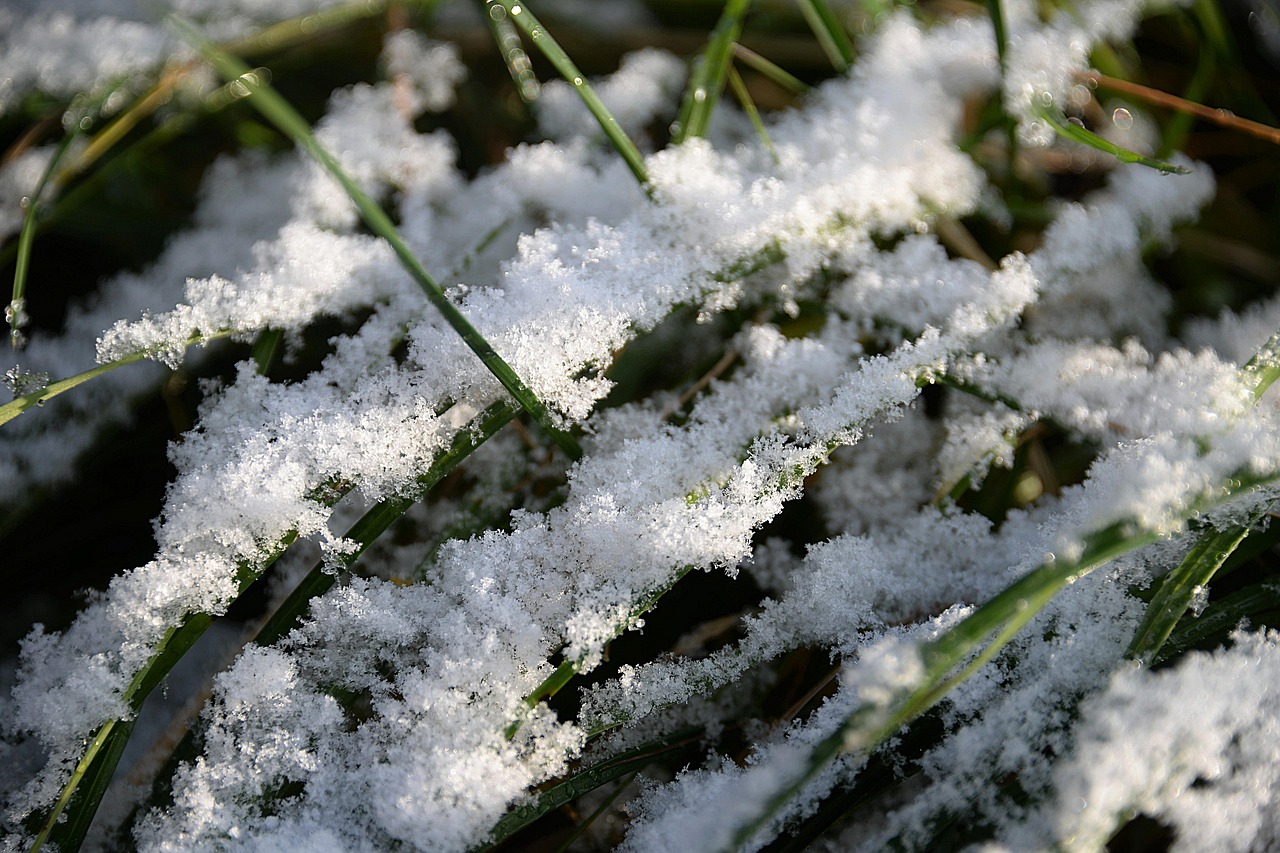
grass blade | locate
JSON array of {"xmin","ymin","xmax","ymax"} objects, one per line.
[
  {"xmin": 674, "ymin": 0, "xmax": 753, "ymax": 144},
  {"xmin": 26, "ymin": 719, "xmax": 134, "ymax": 853},
  {"xmin": 794, "ymin": 0, "xmax": 854, "ymax": 72},
  {"xmin": 1125, "ymin": 332, "xmax": 1280, "ymax": 664},
  {"xmin": 1126, "ymin": 520, "xmax": 1257, "ymax": 666},
  {"xmin": 0, "ymin": 330, "xmax": 239, "ymax": 429},
  {"xmin": 255, "ymin": 399, "xmax": 519, "ymax": 645},
  {"xmin": 731, "ymin": 43, "xmax": 808, "ymax": 95},
  {"xmin": 478, "ymin": 731, "xmax": 699, "ymax": 850},
  {"xmin": 1156, "ymin": 578, "xmax": 1280, "ymax": 665},
  {"xmin": 1039, "ymin": 107, "xmax": 1191, "ymax": 174},
  {"xmin": 482, "ymin": 0, "xmax": 541, "ymax": 103},
  {"xmin": 487, "ymin": 0, "xmax": 649, "ymax": 189},
  {"xmin": 169, "ymin": 13, "xmax": 582, "ymax": 461},
  {"xmin": 727, "ymin": 64, "xmax": 779, "ymax": 162}
]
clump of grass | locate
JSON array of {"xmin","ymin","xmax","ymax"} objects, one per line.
[{"xmin": 1, "ymin": 1, "xmax": 1279, "ymax": 852}]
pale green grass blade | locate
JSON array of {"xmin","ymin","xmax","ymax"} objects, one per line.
[
  {"xmin": 483, "ymin": 1, "xmax": 541, "ymax": 103},
  {"xmin": 732, "ymin": 43, "xmax": 808, "ymax": 95},
  {"xmin": 795, "ymin": 0, "xmax": 854, "ymax": 72},
  {"xmin": 170, "ymin": 13, "xmax": 582, "ymax": 460},
  {"xmin": 25, "ymin": 542, "xmax": 301, "ymax": 853},
  {"xmin": 8, "ymin": 134, "xmax": 72, "ymax": 348},
  {"xmin": 1242, "ymin": 329, "xmax": 1280, "ymax": 401},
  {"xmin": 1040, "ymin": 107, "xmax": 1191, "ymax": 173},
  {"xmin": 487, "ymin": 0, "xmax": 648, "ymax": 189},
  {"xmin": 26, "ymin": 718, "xmax": 134, "ymax": 853},
  {"xmin": 722, "ymin": 489, "xmax": 1273, "ymax": 850},
  {"xmin": 674, "ymin": 0, "xmax": 752, "ymax": 144},
  {"xmin": 727, "ymin": 64, "xmax": 779, "ymax": 163},
  {"xmin": 0, "ymin": 330, "xmax": 245, "ymax": 429},
  {"xmin": 8, "ymin": 83, "xmax": 126, "ymax": 348}
]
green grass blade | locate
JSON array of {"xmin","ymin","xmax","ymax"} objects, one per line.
[
  {"xmin": 169, "ymin": 13, "xmax": 582, "ymax": 461},
  {"xmin": 487, "ymin": 0, "xmax": 649, "ymax": 189},
  {"xmin": 1126, "ymin": 520, "xmax": 1256, "ymax": 666},
  {"xmin": 8, "ymin": 132, "xmax": 73, "ymax": 348},
  {"xmin": 722, "ymin": 517, "xmax": 1198, "ymax": 850},
  {"xmin": 1156, "ymin": 578, "xmax": 1280, "ymax": 665},
  {"xmin": 2, "ymin": 352, "xmax": 142, "ymax": 427},
  {"xmin": 8, "ymin": 83, "xmax": 126, "ymax": 348},
  {"xmin": 795, "ymin": 0, "xmax": 854, "ymax": 72},
  {"xmin": 1243, "ymin": 329, "xmax": 1280, "ymax": 401},
  {"xmin": 673, "ymin": 0, "xmax": 752, "ymax": 144},
  {"xmin": 725, "ymin": 462, "xmax": 1280, "ymax": 850},
  {"xmin": 483, "ymin": 0, "xmax": 541, "ymax": 103},
  {"xmin": 255, "ymin": 399, "xmax": 519, "ymax": 645},
  {"xmin": 1039, "ymin": 107, "xmax": 1191, "ymax": 174},
  {"xmin": 26, "ymin": 719, "xmax": 134, "ymax": 853},
  {"xmin": 727, "ymin": 64, "xmax": 779, "ymax": 162},
  {"xmin": 731, "ymin": 43, "xmax": 808, "ymax": 95},
  {"xmin": 23, "ymin": 551, "xmax": 295, "ymax": 853},
  {"xmin": 477, "ymin": 732, "xmax": 698, "ymax": 851},
  {"xmin": 125, "ymin": 401, "xmax": 517, "ymax": 834},
  {"xmin": 0, "ymin": 330, "xmax": 239, "ymax": 429}
]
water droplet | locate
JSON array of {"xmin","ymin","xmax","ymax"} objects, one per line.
[
  {"xmin": 1037, "ymin": 91, "xmax": 1054, "ymax": 107},
  {"xmin": 18, "ymin": 196, "xmax": 30, "ymax": 209},
  {"xmin": 573, "ymin": 76, "xmax": 583, "ymax": 86},
  {"xmin": 510, "ymin": 4, "xmax": 522, "ymax": 14},
  {"xmin": 693, "ymin": 87, "xmax": 707, "ymax": 103},
  {"xmin": 1112, "ymin": 107, "xmax": 1133, "ymax": 130},
  {"xmin": 530, "ymin": 26, "xmax": 542, "ymax": 39},
  {"xmin": 1067, "ymin": 116, "xmax": 1085, "ymax": 129},
  {"xmin": 489, "ymin": 3, "xmax": 506, "ymax": 20},
  {"xmin": 78, "ymin": 115, "xmax": 92, "ymax": 131},
  {"xmin": 669, "ymin": 120, "xmax": 683, "ymax": 135}
]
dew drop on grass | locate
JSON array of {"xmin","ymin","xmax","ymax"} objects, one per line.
[{"xmin": 1112, "ymin": 107, "xmax": 1133, "ymax": 130}]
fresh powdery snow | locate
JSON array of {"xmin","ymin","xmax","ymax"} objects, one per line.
[{"xmin": 2, "ymin": 0, "xmax": 1278, "ymax": 851}]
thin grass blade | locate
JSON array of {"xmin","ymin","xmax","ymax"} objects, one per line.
[
  {"xmin": 794, "ymin": 0, "xmax": 854, "ymax": 72},
  {"xmin": 731, "ymin": 43, "xmax": 808, "ymax": 95},
  {"xmin": 479, "ymin": 732, "xmax": 699, "ymax": 850},
  {"xmin": 169, "ymin": 13, "xmax": 582, "ymax": 460},
  {"xmin": 674, "ymin": 0, "xmax": 752, "ymax": 144},
  {"xmin": 1126, "ymin": 520, "xmax": 1257, "ymax": 666},
  {"xmin": 483, "ymin": 0, "xmax": 541, "ymax": 103},
  {"xmin": 255, "ymin": 399, "xmax": 519, "ymax": 645},
  {"xmin": 1040, "ymin": 107, "xmax": 1191, "ymax": 173},
  {"xmin": 727, "ymin": 64, "xmax": 779, "ymax": 162},
  {"xmin": 487, "ymin": 0, "xmax": 648, "ymax": 189}
]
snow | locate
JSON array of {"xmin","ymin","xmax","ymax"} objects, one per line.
[{"xmin": 4, "ymin": 0, "xmax": 1277, "ymax": 850}]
